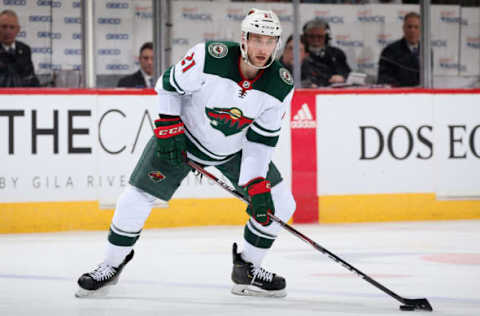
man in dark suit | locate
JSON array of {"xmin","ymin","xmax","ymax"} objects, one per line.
[
  {"xmin": 301, "ymin": 18, "xmax": 351, "ymax": 88},
  {"xmin": 377, "ymin": 12, "xmax": 420, "ymax": 87},
  {"xmin": 0, "ymin": 9, "xmax": 39, "ymax": 87},
  {"xmin": 117, "ymin": 42, "xmax": 154, "ymax": 88}
]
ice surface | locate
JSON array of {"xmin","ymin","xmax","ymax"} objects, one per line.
[{"xmin": 1, "ymin": 220, "xmax": 479, "ymax": 316}]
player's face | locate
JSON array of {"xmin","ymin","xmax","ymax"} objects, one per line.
[
  {"xmin": 139, "ymin": 48, "xmax": 154, "ymax": 76},
  {"xmin": 304, "ymin": 27, "xmax": 327, "ymax": 49},
  {"xmin": 0, "ymin": 14, "xmax": 20, "ymax": 46},
  {"xmin": 247, "ymin": 33, "xmax": 278, "ymax": 67},
  {"xmin": 403, "ymin": 16, "xmax": 420, "ymax": 45}
]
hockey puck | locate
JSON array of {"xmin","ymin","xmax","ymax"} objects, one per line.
[{"xmin": 399, "ymin": 305, "xmax": 416, "ymax": 311}]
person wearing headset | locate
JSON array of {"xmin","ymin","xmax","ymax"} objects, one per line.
[
  {"xmin": 301, "ymin": 18, "xmax": 351, "ymax": 88},
  {"xmin": 377, "ymin": 12, "xmax": 420, "ymax": 87}
]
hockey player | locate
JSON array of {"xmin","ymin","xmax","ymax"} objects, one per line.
[{"xmin": 76, "ymin": 8, "xmax": 296, "ymax": 298}]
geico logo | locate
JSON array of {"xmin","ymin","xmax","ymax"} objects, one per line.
[
  {"xmin": 357, "ymin": 63, "xmax": 375, "ymax": 69},
  {"xmin": 64, "ymin": 17, "xmax": 81, "ymax": 24},
  {"xmin": 440, "ymin": 63, "xmax": 466, "ymax": 72},
  {"xmin": 324, "ymin": 16, "xmax": 344, "ymax": 24},
  {"xmin": 3, "ymin": 0, "xmax": 26, "ymax": 5},
  {"xmin": 37, "ymin": 31, "xmax": 62, "ymax": 39},
  {"xmin": 226, "ymin": 14, "xmax": 244, "ymax": 21},
  {"xmin": 72, "ymin": 1, "xmax": 80, "ymax": 8},
  {"xmin": 173, "ymin": 38, "xmax": 189, "ymax": 45},
  {"xmin": 97, "ymin": 17, "xmax": 121, "ymax": 24},
  {"xmin": 72, "ymin": 33, "xmax": 81, "ymax": 40},
  {"xmin": 135, "ymin": 12, "xmax": 152, "ymax": 19},
  {"xmin": 17, "ymin": 31, "xmax": 26, "ymax": 38},
  {"xmin": 440, "ymin": 16, "xmax": 460, "ymax": 23},
  {"xmin": 358, "ymin": 15, "xmax": 385, "ymax": 23},
  {"xmin": 37, "ymin": 0, "xmax": 61, "ymax": 7},
  {"xmin": 377, "ymin": 39, "xmax": 393, "ymax": 46},
  {"xmin": 39, "ymin": 63, "xmax": 62, "ymax": 70},
  {"xmin": 98, "ymin": 48, "xmax": 121, "ymax": 55},
  {"xmin": 467, "ymin": 41, "xmax": 480, "ymax": 49},
  {"xmin": 64, "ymin": 48, "xmax": 82, "ymax": 55},
  {"xmin": 106, "ymin": 2, "xmax": 129, "ymax": 9},
  {"xmin": 31, "ymin": 47, "xmax": 52, "ymax": 54},
  {"xmin": 29, "ymin": 15, "xmax": 52, "ymax": 22},
  {"xmin": 432, "ymin": 40, "xmax": 447, "ymax": 47},
  {"xmin": 182, "ymin": 13, "xmax": 212, "ymax": 21},
  {"xmin": 440, "ymin": 62, "xmax": 459, "ymax": 69},
  {"xmin": 106, "ymin": 33, "xmax": 129, "ymax": 40},
  {"xmin": 106, "ymin": 64, "xmax": 129, "ymax": 70},
  {"xmin": 336, "ymin": 40, "xmax": 363, "ymax": 47}
]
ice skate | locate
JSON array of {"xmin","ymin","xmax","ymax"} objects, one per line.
[
  {"xmin": 75, "ymin": 250, "xmax": 134, "ymax": 298},
  {"xmin": 231, "ymin": 243, "xmax": 286, "ymax": 298}
]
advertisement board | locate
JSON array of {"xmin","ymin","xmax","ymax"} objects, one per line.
[{"xmin": 1, "ymin": 89, "xmax": 479, "ymax": 233}]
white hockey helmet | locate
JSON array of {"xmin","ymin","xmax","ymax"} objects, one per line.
[{"xmin": 240, "ymin": 8, "xmax": 282, "ymax": 69}]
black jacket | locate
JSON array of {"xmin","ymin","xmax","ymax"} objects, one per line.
[
  {"xmin": 301, "ymin": 46, "xmax": 351, "ymax": 87},
  {"xmin": 0, "ymin": 41, "xmax": 40, "ymax": 87},
  {"xmin": 377, "ymin": 38, "xmax": 419, "ymax": 87},
  {"xmin": 117, "ymin": 70, "xmax": 147, "ymax": 88}
]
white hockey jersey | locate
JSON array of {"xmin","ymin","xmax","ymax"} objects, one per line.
[{"xmin": 155, "ymin": 41, "xmax": 294, "ymax": 185}]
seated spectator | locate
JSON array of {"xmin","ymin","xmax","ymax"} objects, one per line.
[
  {"xmin": 279, "ymin": 34, "xmax": 308, "ymax": 85},
  {"xmin": 301, "ymin": 18, "xmax": 351, "ymax": 87},
  {"xmin": 117, "ymin": 42, "xmax": 154, "ymax": 88},
  {"xmin": 0, "ymin": 9, "xmax": 39, "ymax": 87},
  {"xmin": 377, "ymin": 12, "xmax": 420, "ymax": 87}
]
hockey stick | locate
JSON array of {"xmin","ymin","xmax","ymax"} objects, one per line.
[{"xmin": 186, "ymin": 160, "xmax": 433, "ymax": 312}]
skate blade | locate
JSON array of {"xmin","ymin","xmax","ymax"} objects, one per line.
[
  {"xmin": 231, "ymin": 284, "xmax": 287, "ymax": 298},
  {"xmin": 75, "ymin": 285, "xmax": 112, "ymax": 298},
  {"xmin": 74, "ymin": 276, "xmax": 120, "ymax": 298}
]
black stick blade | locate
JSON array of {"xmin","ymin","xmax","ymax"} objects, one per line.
[{"xmin": 401, "ymin": 298, "xmax": 433, "ymax": 311}]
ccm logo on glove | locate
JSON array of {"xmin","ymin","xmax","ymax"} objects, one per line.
[{"xmin": 154, "ymin": 124, "xmax": 184, "ymax": 138}]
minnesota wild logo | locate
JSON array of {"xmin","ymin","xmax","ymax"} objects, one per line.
[
  {"xmin": 148, "ymin": 171, "xmax": 165, "ymax": 183},
  {"xmin": 279, "ymin": 67, "xmax": 293, "ymax": 85},
  {"xmin": 205, "ymin": 107, "xmax": 253, "ymax": 136},
  {"xmin": 207, "ymin": 43, "xmax": 228, "ymax": 59}
]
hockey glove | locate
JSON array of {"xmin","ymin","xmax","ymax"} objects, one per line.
[
  {"xmin": 244, "ymin": 177, "xmax": 275, "ymax": 226},
  {"xmin": 154, "ymin": 115, "xmax": 187, "ymax": 167}
]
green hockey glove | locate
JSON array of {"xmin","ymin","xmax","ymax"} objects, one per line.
[
  {"xmin": 154, "ymin": 115, "xmax": 187, "ymax": 167},
  {"xmin": 244, "ymin": 177, "xmax": 274, "ymax": 226}
]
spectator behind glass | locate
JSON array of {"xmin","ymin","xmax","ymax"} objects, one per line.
[
  {"xmin": 0, "ymin": 9, "xmax": 40, "ymax": 87},
  {"xmin": 279, "ymin": 35, "xmax": 310, "ymax": 87},
  {"xmin": 117, "ymin": 42, "xmax": 154, "ymax": 88},
  {"xmin": 301, "ymin": 18, "xmax": 351, "ymax": 88},
  {"xmin": 377, "ymin": 12, "xmax": 420, "ymax": 87}
]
